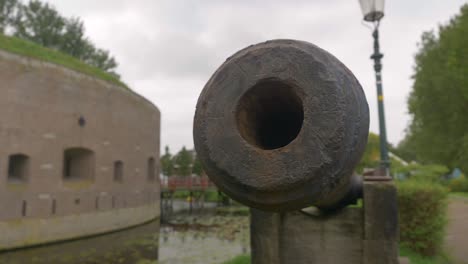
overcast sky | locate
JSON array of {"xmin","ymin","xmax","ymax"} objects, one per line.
[{"xmin": 45, "ymin": 0, "xmax": 466, "ymax": 152}]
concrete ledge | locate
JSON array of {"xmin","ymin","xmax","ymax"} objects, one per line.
[{"xmin": 0, "ymin": 203, "xmax": 160, "ymax": 251}]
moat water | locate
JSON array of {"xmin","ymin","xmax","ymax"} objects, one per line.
[{"xmin": 0, "ymin": 202, "xmax": 250, "ymax": 264}]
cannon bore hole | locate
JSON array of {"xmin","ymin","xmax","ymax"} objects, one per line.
[{"xmin": 236, "ymin": 79, "xmax": 304, "ymax": 150}]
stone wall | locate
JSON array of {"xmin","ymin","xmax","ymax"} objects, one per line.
[
  {"xmin": 251, "ymin": 208, "xmax": 364, "ymax": 264},
  {"xmin": 0, "ymin": 50, "xmax": 161, "ymax": 250},
  {"xmin": 250, "ymin": 180, "xmax": 399, "ymax": 264}
]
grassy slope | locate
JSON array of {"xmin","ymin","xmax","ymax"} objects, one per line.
[
  {"xmin": 0, "ymin": 34, "xmax": 127, "ymax": 88},
  {"xmin": 222, "ymin": 255, "xmax": 250, "ymax": 264}
]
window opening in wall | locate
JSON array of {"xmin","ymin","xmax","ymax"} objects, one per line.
[
  {"xmin": 114, "ymin": 161, "xmax": 124, "ymax": 182},
  {"xmin": 51, "ymin": 199, "xmax": 56, "ymax": 215},
  {"xmin": 63, "ymin": 148, "xmax": 95, "ymax": 180},
  {"xmin": 78, "ymin": 116, "xmax": 86, "ymax": 127},
  {"xmin": 21, "ymin": 200, "xmax": 27, "ymax": 217},
  {"xmin": 147, "ymin": 157, "xmax": 156, "ymax": 181},
  {"xmin": 8, "ymin": 154, "xmax": 30, "ymax": 182}
]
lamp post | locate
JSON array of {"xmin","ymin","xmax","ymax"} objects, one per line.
[{"xmin": 359, "ymin": 0, "xmax": 390, "ymax": 176}]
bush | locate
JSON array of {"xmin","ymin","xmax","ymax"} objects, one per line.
[
  {"xmin": 399, "ymin": 245, "xmax": 451, "ymax": 264},
  {"xmin": 204, "ymin": 190, "xmax": 220, "ymax": 202},
  {"xmin": 394, "ymin": 164, "xmax": 449, "ymax": 183},
  {"xmin": 448, "ymin": 175, "xmax": 468, "ymax": 192},
  {"xmin": 397, "ymin": 180, "xmax": 448, "ymax": 256},
  {"xmin": 172, "ymin": 190, "xmax": 190, "ymax": 199}
]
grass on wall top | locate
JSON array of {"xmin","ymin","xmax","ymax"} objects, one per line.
[{"xmin": 0, "ymin": 34, "xmax": 128, "ymax": 89}]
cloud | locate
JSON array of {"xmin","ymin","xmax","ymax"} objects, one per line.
[{"xmin": 45, "ymin": 0, "xmax": 466, "ymax": 152}]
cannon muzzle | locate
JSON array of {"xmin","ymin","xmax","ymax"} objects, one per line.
[{"xmin": 193, "ymin": 39, "xmax": 369, "ymax": 211}]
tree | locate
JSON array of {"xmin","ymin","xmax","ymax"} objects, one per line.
[
  {"xmin": 13, "ymin": 0, "xmax": 65, "ymax": 48},
  {"xmin": 59, "ymin": 17, "xmax": 87, "ymax": 57},
  {"xmin": 192, "ymin": 157, "xmax": 203, "ymax": 176},
  {"xmin": 0, "ymin": 0, "xmax": 17, "ymax": 33},
  {"xmin": 391, "ymin": 131, "xmax": 418, "ymax": 163},
  {"xmin": 4, "ymin": 0, "xmax": 119, "ymax": 75},
  {"xmin": 356, "ymin": 132, "xmax": 380, "ymax": 173},
  {"xmin": 404, "ymin": 4, "xmax": 468, "ymax": 172},
  {"xmin": 160, "ymin": 146, "xmax": 173, "ymax": 177},
  {"xmin": 356, "ymin": 133, "xmax": 408, "ymax": 175},
  {"xmin": 173, "ymin": 146, "xmax": 193, "ymax": 177},
  {"xmin": 393, "ymin": 163, "xmax": 449, "ymax": 183},
  {"xmin": 86, "ymin": 48, "xmax": 118, "ymax": 75}
]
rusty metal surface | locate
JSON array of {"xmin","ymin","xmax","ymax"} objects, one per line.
[{"xmin": 193, "ymin": 39, "xmax": 369, "ymax": 211}]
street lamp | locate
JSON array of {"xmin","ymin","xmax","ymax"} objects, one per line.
[
  {"xmin": 359, "ymin": 0, "xmax": 384, "ymax": 22},
  {"xmin": 358, "ymin": 0, "xmax": 390, "ymax": 176}
]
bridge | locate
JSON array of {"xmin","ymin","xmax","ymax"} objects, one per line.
[{"xmin": 160, "ymin": 176, "xmax": 229, "ymax": 218}]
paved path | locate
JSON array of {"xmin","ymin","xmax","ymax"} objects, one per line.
[{"xmin": 446, "ymin": 196, "xmax": 468, "ymax": 264}]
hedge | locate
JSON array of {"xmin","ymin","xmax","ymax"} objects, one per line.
[
  {"xmin": 448, "ymin": 175, "xmax": 468, "ymax": 192},
  {"xmin": 397, "ymin": 180, "xmax": 448, "ymax": 256}
]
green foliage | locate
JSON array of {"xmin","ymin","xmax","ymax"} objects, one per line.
[
  {"xmin": 173, "ymin": 146, "xmax": 193, "ymax": 176},
  {"xmin": 448, "ymin": 175, "xmax": 468, "ymax": 192},
  {"xmin": 222, "ymin": 255, "xmax": 251, "ymax": 264},
  {"xmin": 2, "ymin": 0, "xmax": 118, "ymax": 75},
  {"xmin": 394, "ymin": 164, "xmax": 449, "ymax": 183},
  {"xmin": 450, "ymin": 192, "xmax": 468, "ymax": 198},
  {"xmin": 203, "ymin": 190, "xmax": 219, "ymax": 202},
  {"xmin": 0, "ymin": 0, "xmax": 17, "ymax": 33},
  {"xmin": 397, "ymin": 180, "xmax": 449, "ymax": 256},
  {"xmin": 172, "ymin": 190, "xmax": 190, "ymax": 199},
  {"xmin": 392, "ymin": 136, "xmax": 418, "ymax": 163},
  {"xmin": 160, "ymin": 146, "xmax": 173, "ymax": 177},
  {"xmin": 0, "ymin": 34, "xmax": 126, "ymax": 88},
  {"xmin": 356, "ymin": 132, "xmax": 380, "ymax": 173},
  {"xmin": 405, "ymin": 4, "xmax": 468, "ymax": 172},
  {"xmin": 60, "ymin": 17, "xmax": 87, "ymax": 57},
  {"xmin": 163, "ymin": 146, "xmax": 205, "ymax": 177},
  {"xmin": 13, "ymin": 0, "xmax": 65, "ymax": 47},
  {"xmin": 192, "ymin": 157, "xmax": 203, "ymax": 176},
  {"xmin": 399, "ymin": 245, "xmax": 451, "ymax": 264},
  {"xmin": 172, "ymin": 190, "xmax": 220, "ymax": 202},
  {"xmin": 356, "ymin": 132, "xmax": 408, "ymax": 175}
]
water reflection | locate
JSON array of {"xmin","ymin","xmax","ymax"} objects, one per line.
[
  {"xmin": 159, "ymin": 213, "xmax": 250, "ymax": 264},
  {"xmin": 0, "ymin": 220, "xmax": 160, "ymax": 264},
  {"xmin": 0, "ymin": 205, "xmax": 250, "ymax": 264}
]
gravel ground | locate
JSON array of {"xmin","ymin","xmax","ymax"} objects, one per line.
[{"xmin": 446, "ymin": 196, "xmax": 468, "ymax": 264}]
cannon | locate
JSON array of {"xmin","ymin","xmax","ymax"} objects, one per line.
[{"xmin": 193, "ymin": 39, "xmax": 369, "ymax": 212}]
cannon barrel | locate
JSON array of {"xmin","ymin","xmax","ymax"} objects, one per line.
[{"xmin": 193, "ymin": 39, "xmax": 369, "ymax": 211}]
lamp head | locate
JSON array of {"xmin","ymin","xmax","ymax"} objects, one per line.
[{"xmin": 359, "ymin": 0, "xmax": 385, "ymax": 22}]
